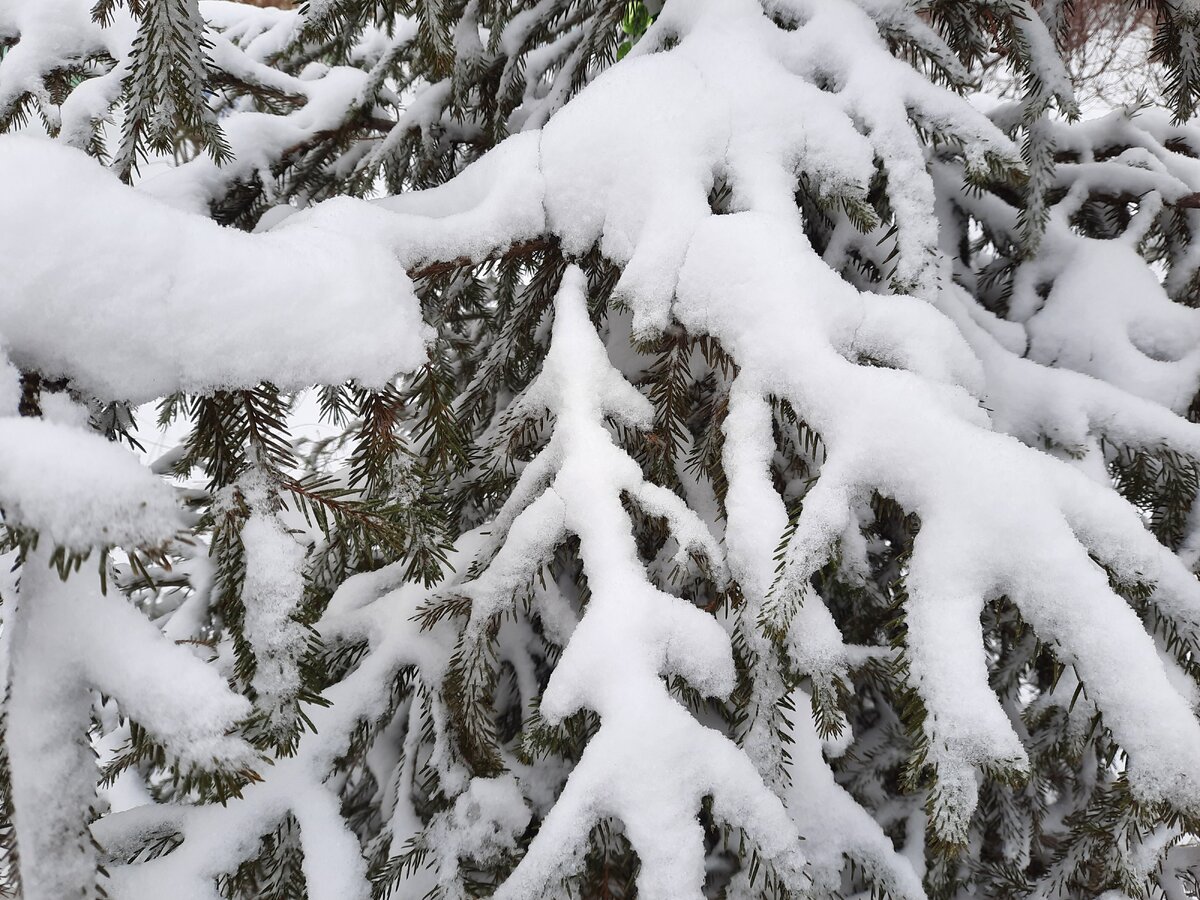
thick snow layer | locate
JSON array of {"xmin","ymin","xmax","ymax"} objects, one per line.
[
  {"xmin": 781, "ymin": 688, "xmax": 925, "ymax": 897},
  {"xmin": 8, "ymin": 553, "xmax": 254, "ymax": 900},
  {"xmin": 495, "ymin": 0, "xmax": 1200, "ymax": 848},
  {"xmin": 0, "ymin": 416, "xmax": 180, "ymax": 549},
  {"xmin": 1025, "ymin": 234, "xmax": 1200, "ymax": 412},
  {"xmin": 369, "ymin": 130, "xmax": 547, "ymax": 268},
  {"xmin": 8, "ymin": 0, "xmax": 1200, "ymax": 894},
  {"xmin": 475, "ymin": 269, "xmax": 807, "ymax": 900},
  {"xmin": 0, "ymin": 136, "xmax": 429, "ymax": 402},
  {"xmin": 238, "ymin": 473, "xmax": 309, "ymax": 729},
  {"xmin": 942, "ymin": 109, "xmax": 1200, "ymax": 416}
]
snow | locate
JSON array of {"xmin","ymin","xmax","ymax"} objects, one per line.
[
  {"xmin": 0, "ymin": 0, "xmax": 128, "ymax": 138},
  {"xmin": 676, "ymin": 199, "xmax": 1200, "ymax": 825},
  {"xmin": 0, "ymin": 416, "xmax": 180, "ymax": 549},
  {"xmin": 476, "ymin": 268, "xmax": 808, "ymax": 900},
  {"xmin": 781, "ymin": 688, "xmax": 925, "ymax": 898},
  {"xmin": 0, "ymin": 350, "xmax": 19, "ymax": 417},
  {"xmin": 0, "ymin": 136, "xmax": 429, "ymax": 402},
  {"xmin": 5, "ymin": 0, "xmax": 1200, "ymax": 895},
  {"xmin": 538, "ymin": 0, "xmax": 1200, "ymax": 845},
  {"xmin": 424, "ymin": 774, "xmax": 530, "ymax": 895},
  {"xmin": 136, "ymin": 62, "xmax": 375, "ymax": 214},
  {"xmin": 370, "ymin": 130, "xmax": 546, "ymax": 268},
  {"xmin": 98, "ymin": 535, "xmax": 467, "ymax": 900},
  {"xmin": 238, "ymin": 472, "xmax": 308, "ymax": 731},
  {"xmin": 7, "ymin": 552, "xmax": 255, "ymax": 900}
]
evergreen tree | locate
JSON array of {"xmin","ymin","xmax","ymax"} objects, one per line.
[{"xmin": 4, "ymin": 0, "xmax": 1200, "ymax": 898}]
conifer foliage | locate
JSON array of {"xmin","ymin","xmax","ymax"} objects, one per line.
[{"xmin": 6, "ymin": 0, "xmax": 1200, "ymax": 898}]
